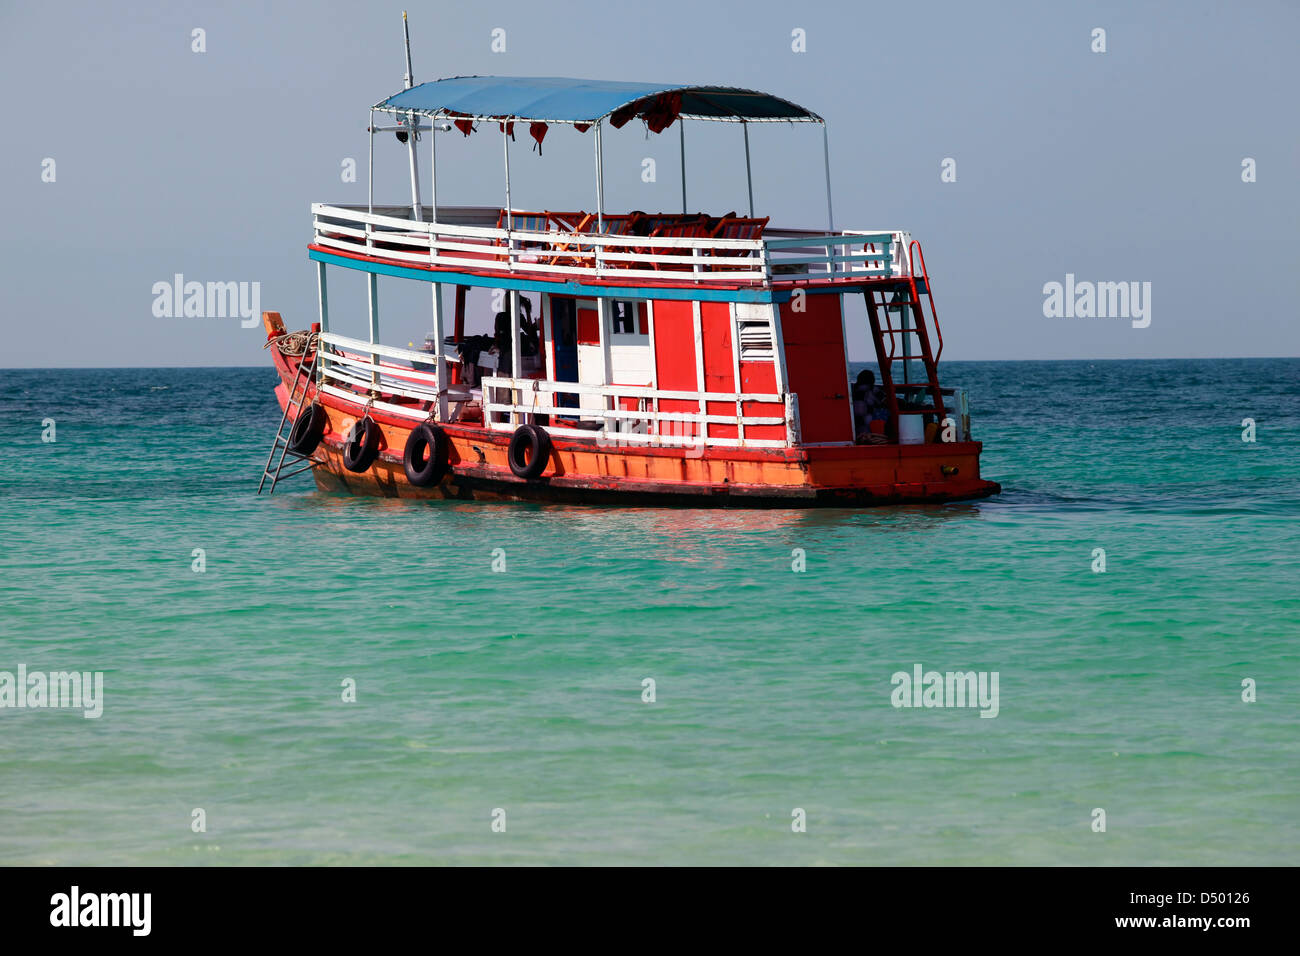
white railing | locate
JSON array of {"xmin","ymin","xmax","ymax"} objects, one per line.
[
  {"xmin": 311, "ymin": 204, "xmax": 906, "ymax": 284},
  {"xmin": 314, "ymin": 333, "xmax": 800, "ymax": 449},
  {"xmin": 316, "ymin": 331, "xmax": 453, "ymax": 422},
  {"xmin": 763, "ymin": 229, "xmax": 907, "ymax": 279},
  {"xmin": 481, "ymin": 375, "xmax": 798, "ymax": 449}
]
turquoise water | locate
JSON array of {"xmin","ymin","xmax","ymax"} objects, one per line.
[{"xmin": 1, "ymin": 359, "xmax": 1296, "ymax": 865}]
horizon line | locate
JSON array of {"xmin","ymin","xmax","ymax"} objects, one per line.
[{"xmin": 3, "ymin": 355, "xmax": 1298, "ymax": 372}]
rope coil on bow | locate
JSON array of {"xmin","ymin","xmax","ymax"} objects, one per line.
[{"xmin": 264, "ymin": 330, "xmax": 319, "ymax": 356}]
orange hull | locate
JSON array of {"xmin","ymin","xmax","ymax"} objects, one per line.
[{"xmin": 270, "ymin": 345, "xmax": 1000, "ymax": 507}]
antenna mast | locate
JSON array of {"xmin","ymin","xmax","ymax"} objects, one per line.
[
  {"xmin": 402, "ymin": 10, "xmax": 415, "ymax": 89},
  {"xmin": 400, "ymin": 11, "xmax": 423, "ymax": 221}
]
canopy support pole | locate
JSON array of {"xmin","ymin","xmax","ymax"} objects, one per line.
[
  {"xmin": 742, "ymin": 120, "xmax": 754, "ymax": 218},
  {"xmin": 503, "ymin": 126, "xmax": 513, "ymax": 237},
  {"xmin": 406, "ymin": 115, "xmax": 422, "ymax": 222},
  {"xmin": 822, "ymin": 122, "xmax": 835, "ymax": 232},
  {"xmin": 427, "ymin": 118, "xmax": 438, "ymax": 224},
  {"xmin": 431, "ymin": 284, "xmax": 448, "ymax": 421},
  {"xmin": 594, "ymin": 121, "xmax": 605, "ymax": 232},
  {"xmin": 367, "ymin": 110, "xmax": 374, "ymax": 219},
  {"xmin": 679, "ymin": 121, "xmax": 687, "ymax": 213},
  {"xmin": 509, "ymin": 289, "xmax": 521, "ymax": 425}
]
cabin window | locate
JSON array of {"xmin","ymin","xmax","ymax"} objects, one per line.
[
  {"xmin": 607, "ymin": 299, "xmax": 652, "ymax": 389},
  {"xmin": 609, "ymin": 300, "xmax": 648, "ymax": 346},
  {"xmin": 611, "ymin": 300, "xmax": 637, "ymax": 336}
]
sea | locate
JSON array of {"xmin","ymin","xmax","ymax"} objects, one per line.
[{"xmin": 1, "ymin": 358, "xmax": 1296, "ymax": 865}]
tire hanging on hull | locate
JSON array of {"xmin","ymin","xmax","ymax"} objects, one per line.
[
  {"xmin": 288, "ymin": 403, "xmax": 327, "ymax": 455},
  {"xmin": 343, "ymin": 417, "xmax": 381, "ymax": 473},
  {"xmin": 404, "ymin": 422, "xmax": 450, "ymax": 487},
  {"xmin": 508, "ymin": 424, "xmax": 552, "ymax": 480}
]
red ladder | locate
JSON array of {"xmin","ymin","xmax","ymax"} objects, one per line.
[{"xmin": 862, "ymin": 240, "xmax": 945, "ymax": 429}]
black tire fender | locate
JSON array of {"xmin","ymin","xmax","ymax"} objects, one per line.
[
  {"xmin": 287, "ymin": 403, "xmax": 327, "ymax": 455},
  {"xmin": 404, "ymin": 423, "xmax": 449, "ymax": 487},
  {"xmin": 343, "ymin": 417, "xmax": 382, "ymax": 473},
  {"xmin": 507, "ymin": 424, "xmax": 551, "ymax": 480}
]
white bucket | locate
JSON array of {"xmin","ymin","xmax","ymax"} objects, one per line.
[{"xmin": 898, "ymin": 413, "xmax": 926, "ymax": 445}]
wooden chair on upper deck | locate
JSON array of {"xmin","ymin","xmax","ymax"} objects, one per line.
[
  {"xmin": 648, "ymin": 217, "xmax": 711, "ymax": 271},
  {"xmin": 495, "ymin": 210, "xmax": 551, "ymax": 251},
  {"xmin": 635, "ymin": 213, "xmax": 684, "ymax": 236},
  {"xmin": 546, "ymin": 210, "xmax": 590, "ymax": 232},
  {"xmin": 589, "ymin": 214, "xmax": 643, "ymax": 269},
  {"xmin": 713, "ymin": 216, "xmax": 769, "ymax": 241},
  {"xmin": 705, "ymin": 215, "xmax": 769, "ymax": 272},
  {"xmin": 544, "ymin": 211, "xmax": 595, "ymax": 268}
]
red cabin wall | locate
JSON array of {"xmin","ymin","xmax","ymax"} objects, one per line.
[
  {"xmin": 700, "ymin": 303, "xmax": 737, "ymax": 440},
  {"xmin": 780, "ymin": 293, "xmax": 852, "ymax": 443},
  {"xmin": 651, "ymin": 299, "xmax": 699, "ymax": 441},
  {"xmin": 739, "ymin": 358, "xmax": 784, "ymax": 442}
]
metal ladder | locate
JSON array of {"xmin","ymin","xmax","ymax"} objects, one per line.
[{"xmin": 257, "ymin": 342, "xmax": 320, "ymax": 495}]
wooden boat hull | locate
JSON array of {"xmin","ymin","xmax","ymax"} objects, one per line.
[{"xmin": 271, "ymin": 345, "xmax": 1000, "ymax": 508}]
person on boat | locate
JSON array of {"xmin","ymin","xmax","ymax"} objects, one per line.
[
  {"xmin": 493, "ymin": 310, "xmax": 513, "ymax": 375},
  {"xmin": 457, "ymin": 333, "xmax": 495, "ymax": 387},
  {"xmin": 493, "ymin": 297, "xmax": 541, "ymax": 376},
  {"xmin": 853, "ymin": 369, "xmax": 888, "ymax": 441},
  {"xmin": 519, "ymin": 296, "xmax": 540, "ymax": 360}
]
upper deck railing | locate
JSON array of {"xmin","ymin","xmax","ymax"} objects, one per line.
[{"xmin": 311, "ymin": 204, "xmax": 911, "ymax": 286}]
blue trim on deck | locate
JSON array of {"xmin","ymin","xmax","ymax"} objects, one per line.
[{"xmin": 308, "ymin": 249, "xmax": 781, "ymax": 303}]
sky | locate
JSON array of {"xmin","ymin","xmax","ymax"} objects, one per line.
[{"xmin": 1, "ymin": 0, "xmax": 1297, "ymax": 367}]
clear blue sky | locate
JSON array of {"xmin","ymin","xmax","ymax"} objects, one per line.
[{"xmin": 1, "ymin": 0, "xmax": 1296, "ymax": 366}]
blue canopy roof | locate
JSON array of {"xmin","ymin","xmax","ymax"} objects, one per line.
[{"xmin": 374, "ymin": 75, "xmax": 823, "ymax": 125}]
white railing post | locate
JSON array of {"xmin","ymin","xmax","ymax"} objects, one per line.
[
  {"xmin": 316, "ymin": 260, "xmax": 329, "ymax": 334},
  {"xmin": 691, "ymin": 301, "xmax": 706, "ymax": 447},
  {"xmin": 785, "ymin": 393, "xmax": 802, "ymax": 446},
  {"xmin": 366, "ymin": 272, "xmax": 379, "ymax": 387},
  {"xmin": 431, "ymin": 282, "xmax": 448, "ymax": 421},
  {"xmin": 729, "ymin": 303, "xmax": 744, "ymax": 446},
  {"xmin": 597, "ymin": 297, "xmax": 612, "ymax": 435}
]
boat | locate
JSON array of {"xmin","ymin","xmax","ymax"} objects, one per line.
[{"xmin": 258, "ymin": 16, "xmax": 1000, "ymax": 507}]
